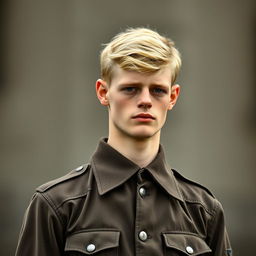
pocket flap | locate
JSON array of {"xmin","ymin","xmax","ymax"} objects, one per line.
[
  {"xmin": 65, "ymin": 229, "xmax": 120, "ymax": 254},
  {"xmin": 162, "ymin": 233, "xmax": 212, "ymax": 255}
]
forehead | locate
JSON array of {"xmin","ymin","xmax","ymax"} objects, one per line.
[{"xmin": 110, "ymin": 65, "xmax": 172, "ymax": 86}]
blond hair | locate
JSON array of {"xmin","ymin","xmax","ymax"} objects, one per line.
[{"xmin": 100, "ymin": 27, "xmax": 181, "ymax": 84}]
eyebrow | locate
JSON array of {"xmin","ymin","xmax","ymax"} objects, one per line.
[
  {"xmin": 118, "ymin": 82, "xmax": 170, "ymax": 88},
  {"xmin": 118, "ymin": 82, "xmax": 143, "ymax": 87}
]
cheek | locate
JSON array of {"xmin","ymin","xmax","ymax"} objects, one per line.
[
  {"xmin": 158, "ymin": 100, "xmax": 170, "ymax": 113},
  {"xmin": 109, "ymin": 97, "xmax": 130, "ymax": 115}
]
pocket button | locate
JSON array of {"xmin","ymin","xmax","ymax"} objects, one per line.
[
  {"xmin": 186, "ymin": 246, "xmax": 194, "ymax": 254},
  {"xmin": 86, "ymin": 243, "xmax": 96, "ymax": 253}
]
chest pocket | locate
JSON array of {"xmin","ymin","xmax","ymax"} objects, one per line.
[
  {"xmin": 162, "ymin": 233, "xmax": 212, "ymax": 256},
  {"xmin": 65, "ymin": 230, "xmax": 120, "ymax": 255}
]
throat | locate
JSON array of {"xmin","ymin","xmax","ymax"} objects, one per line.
[{"xmin": 107, "ymin": 135, "xmax": 160, "ymax": 167}]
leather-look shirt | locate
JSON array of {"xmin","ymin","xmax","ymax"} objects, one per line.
[{"xmin": 16, "ymin": 138, "xmax": 232, "ymax": 256}]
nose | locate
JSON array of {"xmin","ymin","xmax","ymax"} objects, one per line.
[{"xmin": 137, "ymin": 88, "xmax": 152, "ymax": 109}]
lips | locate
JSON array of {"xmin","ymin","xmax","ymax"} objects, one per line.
[{"xmin": 132, "ymin": 113, "xmax": 155, "ymax": 120}]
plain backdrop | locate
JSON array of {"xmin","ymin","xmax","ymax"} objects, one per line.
[{"xmin": 1, "ymin": 0, "xmax": 255, "ymax": 255}]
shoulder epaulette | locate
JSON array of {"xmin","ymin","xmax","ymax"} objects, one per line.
[
  {"xmin": 36, "ymin": 163, "xmax": 90, "ymax": 193},
  {"xmin": 171, "ymin": 168, "xmax": 215, "ymax": 198}
]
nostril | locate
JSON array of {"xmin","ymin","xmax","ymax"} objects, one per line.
[{"xmin": 138, "ymin": 102, "xmax": 152, "ymax": 109}]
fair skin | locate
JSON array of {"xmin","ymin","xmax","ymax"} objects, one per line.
[{"xmin": 96, "ymin": 65, "xmax": 180, "ymax": 167}]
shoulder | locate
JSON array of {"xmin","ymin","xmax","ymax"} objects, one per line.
[
  {"xmin": 172, "ymin": 168, "xmax": 220, "ymax": 215},
  {"xmin": 36, "ymin": 163, "xmax": 91, "ymax": 209}
]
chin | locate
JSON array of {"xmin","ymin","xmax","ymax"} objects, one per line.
[
  {"xmin": 131, "ymin": 134, "xmax": 153, "ymax": 140},
  {"xmin": 128, "ymin": 129, "xmax": 159, "ymax": 140},
  {"xmin": 113, "ymin": 123, "xmax": 160, "ymax": 140}
]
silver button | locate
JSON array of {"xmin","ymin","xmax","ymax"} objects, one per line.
[
  {"xmin": 186, "ymin": 246, "xmax": 194, "ymax": 254},
  {"xmin": 139, "ymin": 231, "xmax": 148, "ymax": 241},
  {"xmin": 139, "ymin": 187, "xmax": 146, "ymax": 197},
  {"xmin": 75, "ymin": 165, "xmax": 83, "ymax": 172},
  {"xmin": 86, "ymin": 243, "xmax": 96, "ymax": 252}
]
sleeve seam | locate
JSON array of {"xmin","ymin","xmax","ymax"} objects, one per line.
[
  {"xmin": 207, "ymin": 198, "xmax": 220, "ymax": 243},
  {"xmin": 38, "ymin": 192, "xmax": 65, "ymax": 226}
]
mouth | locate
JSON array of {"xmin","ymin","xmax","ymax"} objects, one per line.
[{"xmin": 132, "ymin": 113, "xmax": 155, "ymax": 121}]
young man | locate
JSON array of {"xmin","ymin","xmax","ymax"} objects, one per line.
[{"xmin": 16, "ymin": 28, "xmax": 232, "ymax": 256}]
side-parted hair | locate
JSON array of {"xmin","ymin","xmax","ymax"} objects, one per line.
[{"xmin": 100, "ymin": 27, "xmax": 181, "ymax": 85}]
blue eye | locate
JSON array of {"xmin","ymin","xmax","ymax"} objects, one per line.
[
  {"xmin": 122, "ymin": 87, "xmax": 137, "ymax": 93},
  {"xmin": 152, "ymin": 88, "xmax": 167, "ymax": 95}
]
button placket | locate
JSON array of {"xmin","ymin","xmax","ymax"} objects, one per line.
[{"xmin": 135, "ymin": 169, "xmax": 152, "ymax": 255}]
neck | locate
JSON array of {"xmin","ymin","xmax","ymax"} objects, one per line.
[{"xmin": 107, "ymin": 133, "xmax": 160, "ymax": 168}]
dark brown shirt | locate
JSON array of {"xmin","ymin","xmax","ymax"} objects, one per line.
[{"xmin": 16, "ymin": 138, "xmax": 232, "ymax": 256}]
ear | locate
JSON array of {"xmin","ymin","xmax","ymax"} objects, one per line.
[
  {"xmin": 96, "ymin": 79, "xmax": 109, "ymax": 106},
  {"xmin": 168, "ymin": 84, "xmax": 180, "ymax": 110}
]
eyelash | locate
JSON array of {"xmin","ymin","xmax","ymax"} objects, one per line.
[
  {"xmin": 122, "ymin": 87, "xmax": 137, "ymax": 93},
  {"xmin": 152, "ymin": 88, "xmax": 167, "ymax": 95}
]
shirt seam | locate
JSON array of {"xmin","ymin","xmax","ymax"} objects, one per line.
[
  {"xmin": 68, "ymin": 228, "xmax": 120, "ymax": 235},
  {"xmin": 162, "ymin": 231, "xmax": 206, "ymax": 239},
  {"xmin": 171, "ymin": 172, "xmax": 184, "ymax": 201},
  {"xmin": 180, "ymin": 195, "xmax": 216, "ymax": 216},
  {"xmin": 55, "ymin": 191, "xmax": 91, "ymax": 209},
  {"xmin": 38, "ymin": 192, "xmax": 65, "ymax": 226},
  {"xmin": 91, "ymin": 160, "xmax": 103, "ymax": 193}
]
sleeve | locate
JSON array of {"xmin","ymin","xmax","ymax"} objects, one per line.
[
  {"xmin": 15, "ymin": 192, "xmax": 65, "ymax": 256},
  {"xmin": 207, "ymin": 199, "xmax": 232, "ymax": 256}
]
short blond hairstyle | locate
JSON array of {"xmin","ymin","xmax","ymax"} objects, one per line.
[{"xmin": 100, "ymin": 27, "xmax": 181, "ymax": 85}]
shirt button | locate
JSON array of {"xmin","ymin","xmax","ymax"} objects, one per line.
[
  {"xmin": 186, "ymin": 246, "xmax": 194, "ymax": 254},
  {"xmin": 139, "ymin": 231, "xmax": 148, "ymax": 241},
  {"xmin": 139, "ymin": 187, "xmax": 146, "ymax": 197},
  {"xmin": 86, "ymin": 244, "xmax": 96, "ymax": 252}
]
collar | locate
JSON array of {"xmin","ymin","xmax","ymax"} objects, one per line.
[{"xmin": 91, "ymin": 138, "xmax": 184, "ymax": 202}]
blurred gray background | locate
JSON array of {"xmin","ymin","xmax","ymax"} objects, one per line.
[{"xmin": 1, "ymin": 0, "xmax": 255, "ymax": 255}]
